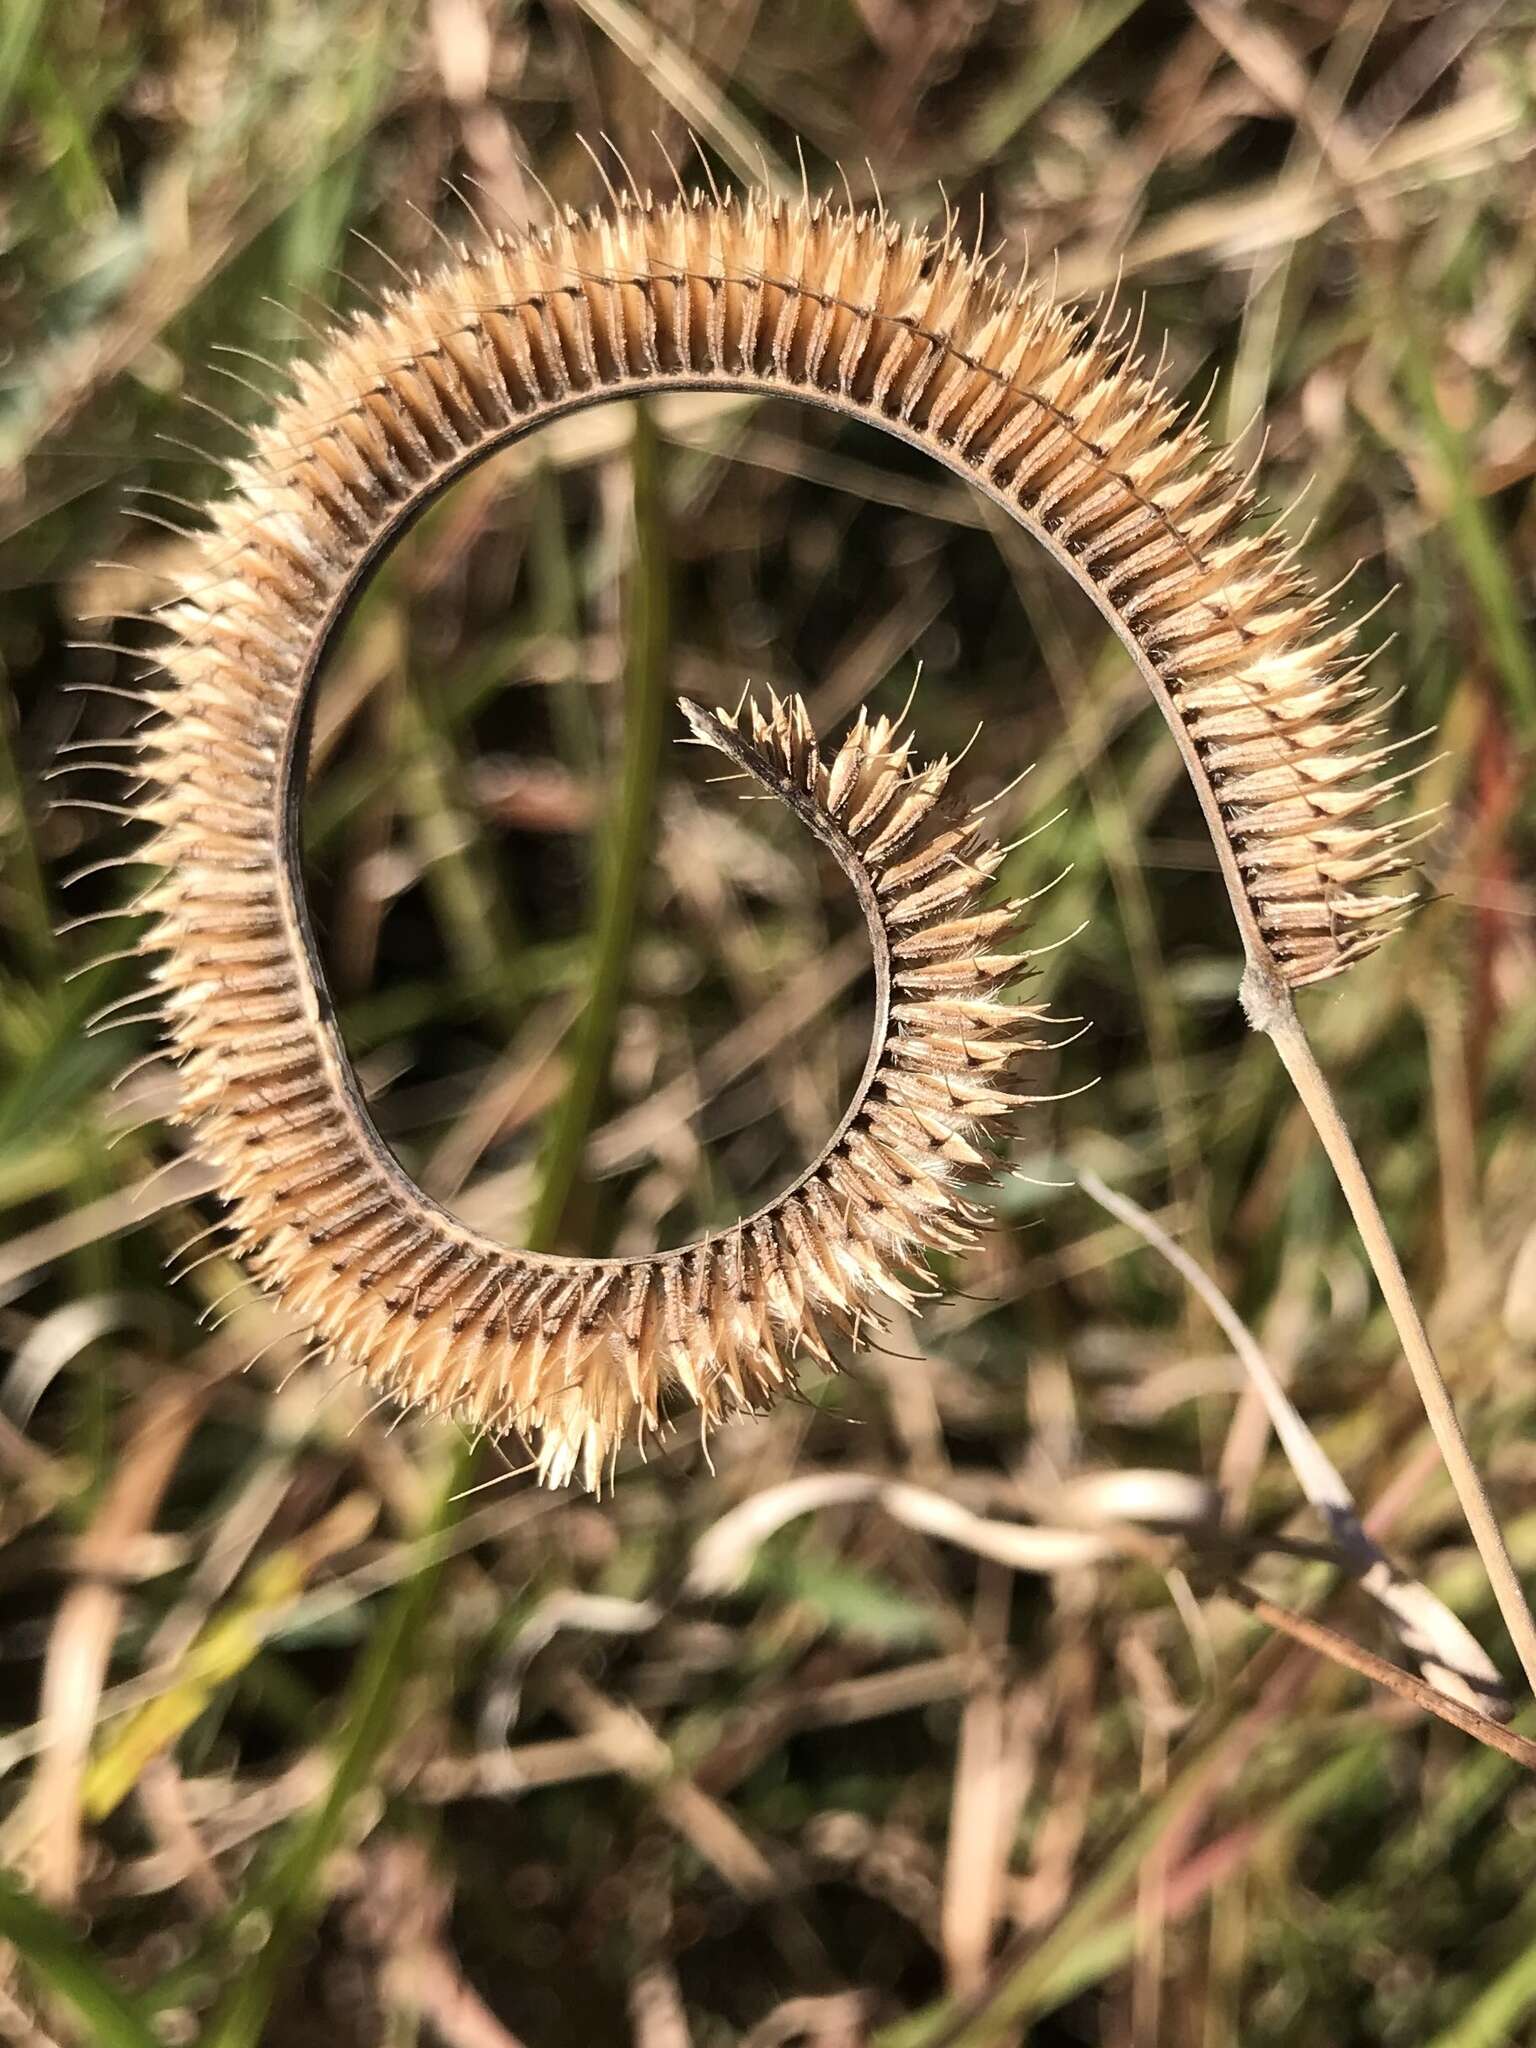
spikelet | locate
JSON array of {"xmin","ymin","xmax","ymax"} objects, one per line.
[
  {"xmin": 140, "ymin": 675, "xmax": 1051, "ymax": 1487},
  {"xmin": 128, "ymin": 183, "xmax": 1421, "ymax": 1482}
]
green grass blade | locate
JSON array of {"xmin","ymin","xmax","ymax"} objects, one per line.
[
  {"xmin": 1396, "ymin": 316, "xmax": 1536, "ymax": 733},
  {"xmin": 1427, "ymin": 1925, "xmax": 1536, "ymax": 2048},
  {"xmin": 0, "ymin": 0, "xmax": 46, "ymax": 140},
  {"xmin": 965, "ymin": 0, "xmax": 1145, "ymax": 162},
  {"xmin": 199, "ymin": 1475, "xmax": 459, "ymax": 2048},
  {"xmin": 0, "ymin": 1868, "xmax": 162, "ymax": 2048},
  {"xmin": 528, "ymin": 402, "xmax": 670, "ymax": 1249}
]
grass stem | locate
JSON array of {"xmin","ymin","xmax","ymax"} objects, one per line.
[
  {"xmin": 528, "ymin": 403, "xmax": 670, "ymax": 1250},
  {"xmin": 1219, "ymin": 1579, "xmax": 1536, "ymax": 1771}
]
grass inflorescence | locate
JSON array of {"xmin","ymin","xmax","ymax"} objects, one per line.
[{"xmin": 2, "ymin": 5, "xmax": 1536, "ymax": 2045}]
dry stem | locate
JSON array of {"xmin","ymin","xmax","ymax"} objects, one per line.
[
  {"xmin": 1220, "ymin": 1579, "xmax": 1536, "ymax": 1772},
  {"xmin": 1240, "ymin": 961, "xmax": 1536, "ymax": 1698}
]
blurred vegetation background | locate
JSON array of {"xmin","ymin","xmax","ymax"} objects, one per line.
[{"xmin": 3, "ymin": 2, "xmax": 1536, "ymax": 2043}]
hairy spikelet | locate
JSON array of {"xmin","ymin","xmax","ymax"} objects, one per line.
[{"xmin": 128, "ymin": 184, "xmax": 1419, "ymax": 1482}]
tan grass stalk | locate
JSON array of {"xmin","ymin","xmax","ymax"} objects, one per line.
[
  {"xmin": 1219, "ymin": 1581, "xmax": 1536, "ymax": 1774},
  {"xmin": 119, "ymin": 186, "xmax": 1535, "ymax": 1686}
]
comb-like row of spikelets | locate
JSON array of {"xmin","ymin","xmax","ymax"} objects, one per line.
[
  {"xmin": 156, "ymin": 190, "xmax": 1415, "ymax": 991},
  {"xmin": 134, "ymin": 186, "xmax": 1419, "ymax": 1483},
  {"xmin": 141, "ymin": 675, "xmax": 1050, "ymax": 1487}
]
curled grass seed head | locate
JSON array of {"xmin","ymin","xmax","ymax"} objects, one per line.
[{"xmin": 127, "ymin": 183, "xmax": 1423, "ymax": 1484}]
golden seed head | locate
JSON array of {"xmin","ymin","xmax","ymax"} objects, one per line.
[{"xmin": 128, "ymin": 185, "xmax": 1419, "ymax": 1484}]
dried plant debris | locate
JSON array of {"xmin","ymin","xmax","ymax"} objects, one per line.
[{"xmin": 139, "ymin": 675, "xmax": 1053, "ymax": 1486}]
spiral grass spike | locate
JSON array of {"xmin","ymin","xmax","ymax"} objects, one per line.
[{"xmin": 108, "ymin": 173, "xmax": 1536, "ymax": 1698}]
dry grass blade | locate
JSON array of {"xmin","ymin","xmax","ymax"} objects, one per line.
[
  {"xmin": 684, "ymin": 1467, "xmax": 1215, "ymax": 1596},
  {"xmin": 1080, "ymin": 1167, "xmax": 1508, "ymax": 1719},
  {"xmin": 0, "ymin": 1383, "xmax": 204, "ymax": 1904}
]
